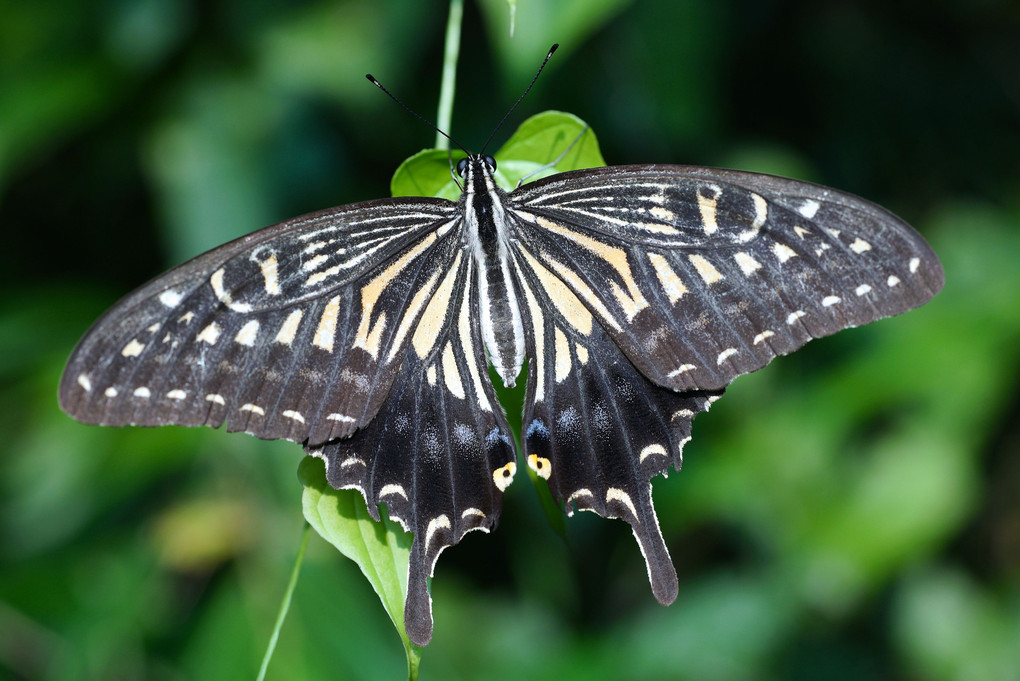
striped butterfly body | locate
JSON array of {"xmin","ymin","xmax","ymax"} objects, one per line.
[{"xmin": 60, "ymin": 152, "xmax": 944, "ymax": 645}]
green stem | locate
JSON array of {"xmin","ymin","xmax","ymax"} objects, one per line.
[
  {"xmin": 435, "ymin": 0, "xmax": 463, "ymax": 150},
  {"xmin": 256, "ymin": 523, "xmax": 312, "ymax": 681}
]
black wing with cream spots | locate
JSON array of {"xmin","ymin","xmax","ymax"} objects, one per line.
[
  {"xmin": 511, "ymin": 165, "xmax": 945, "ymax": 392},
  {"xmin": 60, "ymin": 197, "xmax": 461, "ymax": 446},
  {"xmin": 513, "ymin": 250, "xmax": 723, "ymax": 605},
  {"xmin": 307, "ymin": 256, "xmax": 517, "ymax": 646},
  {"xmin": 504, "ymin": 163, "xmax": 943, "ymax": 607}
]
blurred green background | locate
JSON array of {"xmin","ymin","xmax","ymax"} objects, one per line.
[{"xmin": 2, "ymin": 1, "xmax": 1019, "ymax": 679}]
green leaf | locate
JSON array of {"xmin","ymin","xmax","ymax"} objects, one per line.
[
  {"xmin": 299, "ymin": 457, "xmax": 422, "ymax": 679},
  {"xmin": 492, "ymin": 110, "xmax": 605, "ymax": 186},
  {"xmin": 390, "ymin": 110, "xmax": 604, "ymax": 198},
  {"xmin": 390, "ymin": 148, "xmax": 466, "ymax": 200}
]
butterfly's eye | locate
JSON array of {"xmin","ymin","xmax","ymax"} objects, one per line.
[
  {"xmin": 482, "ymin": 155, "xmax": 497, "ymax": 171},
  {"xmin": 456, "ymin": 158, "xmax": 469, "ymax": 177}
]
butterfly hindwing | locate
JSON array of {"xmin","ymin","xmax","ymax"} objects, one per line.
[
  {"xmin": 513, "ymin": 248, "xmax": 723, "ymax": 604},
  {"xmin": 307, "ymin": 253, "xmax": 517, "ymax": 646},
  {"xmin": 59, "ymin": 198, "xmax": 461, "ymax": 447},
  {"xmin": 510, "ymin": 165, "xmax": 944, "ymax": 392}
]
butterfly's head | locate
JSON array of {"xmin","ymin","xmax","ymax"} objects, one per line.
[{"xmin": 457, "ymin": 155, "xmax": 497, "ymax": 178}]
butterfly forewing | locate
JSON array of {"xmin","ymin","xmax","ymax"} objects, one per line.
[
  {"xmin": 510, "ymin": 165, "xmax": 944, "ymax": 392},
  {"xmin": 60, "ymin": 197, "xmax": 460, "ymax": 446}
]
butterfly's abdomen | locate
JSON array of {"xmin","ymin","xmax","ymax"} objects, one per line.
[{"xmin": 462, "ymin": 159, "xmax": 526, "ymax": 387}]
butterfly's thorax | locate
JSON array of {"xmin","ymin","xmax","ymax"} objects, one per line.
[{"xmin": 460, "ymin": 156, "xmax": 525, "ymax": 387}]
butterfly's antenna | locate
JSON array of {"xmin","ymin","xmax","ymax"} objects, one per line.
[
  {"xmin": 447, "ymin": 148, "xmax": 463, "ymax": 190},
  {"xmin": 480, "ymin": 43, "xmax": 559, "ymax": 155},
  {"xmin": 366, "ymin": 74, "xmax": 469, "ymax": 155}
]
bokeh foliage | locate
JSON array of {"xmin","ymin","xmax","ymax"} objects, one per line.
[{"xmin": 2, "ymin": 1, "xmax": 1019, "ymax": 680}]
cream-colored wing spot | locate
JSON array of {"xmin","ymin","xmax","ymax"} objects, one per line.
[
  {"xmin": 353, "ymin": 232, "xmax": 439, "ymax": 359},
  {"xmin": 302, "ymin": 254, "xmax": 328, "ymax": 272},
  {"xmin": 424, "ymin": 515, "xmax": 452, "ymax": 551},
  {"xmin": 822, "ymin": 295, "xmax": 841, "ymax": 307},
  {"xmin": 517, "ymin": 246, "xmax": 593, "ymax": 336},
  {"xmin": 121, "ymin": 339, "xmax": 145, "ymax": 357},
  {"xmin": 159, "ymin": 290, "xmax": 182, "ymax": 307},
  {"xmin": 542, "ymin": 252, "xmax": 620, "ymax": 331},
  {"xmin": 717, "ymin": 348, "xmax": 738, "ymax": 365},
  {"xmin": 647, "ymin": 252, "xmax": 688, "ymax": 305},
  {"xmin": 409, "ymin": 252, "xmax": 462, "ymax": 359},
  {"xmin": 566, "ymin": 488, "xmax": 593, "ymax": 506},
  {"xmin": 340, "ymin": 456, "xmax": 366, "ymax": 469},
  {"xmin": 441, "ymin": 342, "xmax": 465, "ymax": 400},
  {"xmin": 688, "ymin": 255, "xmax": 724, "ymax": 285},
  {"xmin": 773, "ymin": 243, "xmax": 798, "ymax": 263},
  {"xmin": 210, "ymin": 268, "xmax": 252, "ymax": 313},
  {"xmin": 650, "ymin": 205, "xmax": 675, "ymax": 222},
  {"xmin": 275, "ymin": 309, "xmax": 303, "ymax": 345},
  {"xmin": 849, "ymin": 238, "xmax": 872, "ymax": 254},
  {"xmin": 251, "ymin": 249, "xmax": 282, "ymax": 295},
  {"xmin": 553, "ymin": 326, "xmax": 571, "ymax": 383},
  {"xmin": 234, "ymin": 319, "xmax": 260, "ymax": 346},
  {"xmin": 196, "ymin": 322, "xmax": 221, "ymax": 345},
  {"xmin": 456, "ymin": 276, "xmax": 493, "ymax": 413},
  {"xmin": 379, "ymin": 484, "xmax": 408, "ymax": 500},
  {"xmin": 313, "ymin": 296, "xmax": 341, "ymax": 352},
  {"xmin": 696, "ymin": 183, "xmax": 722, "ymax": 235},
  {"xmin": 639, "ymin": 444, "xmax": 669, "ymax": 464},
  {"xmin": 533, "ymin": 216, "xmax": 648, "ymax": 321},
  {"xmin": 493, "ymin": 462, "xmax": 517, "ymax": 492},
  {"xmin": 574, "ymin": 343, "xmax": 589, "ymax": 365},
  {"xmin": 668, "ymin": 364, "xmax": 696, "ymax": 378},
  {"xmin": 606, "ymin": 488, "xmax": 639, "ymax": 520},
  {"xmin": 527, "ymin": 454, "xmax": 552, "ymax": 480},
  {"xmin": 797, "ymin": 199, "xmax": 820, "ymax": 218},
  {"xmin": 737, "ymin": 193, "xmax": 769, "ymax": 242},
  {"xmin": 733, "ymin": 251, "xmax": 762, "ymax": 277}
]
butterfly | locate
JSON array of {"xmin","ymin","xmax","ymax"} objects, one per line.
[{"xmin": 58, "ymin": 59, "xmax": 944, "ymax": 647}]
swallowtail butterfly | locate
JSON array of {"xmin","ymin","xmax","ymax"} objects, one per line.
[{"xmin": 58, "ymin": 49, "xmax": 944, "ymax": 646}]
